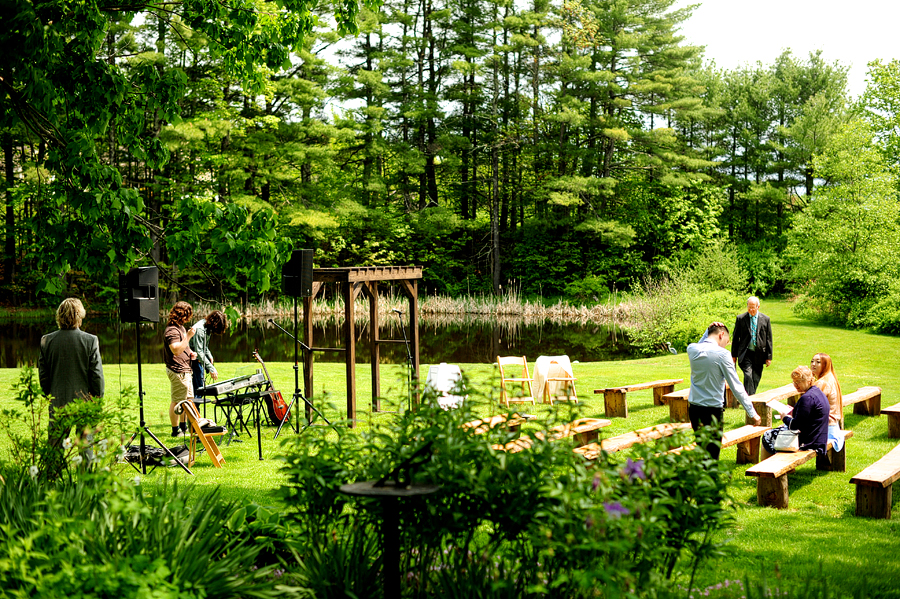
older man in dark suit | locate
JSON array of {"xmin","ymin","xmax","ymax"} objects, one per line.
[
  {"xmin": 39, "ymin": 298, "xmax": 105, "ymax": 447},
  {"xmin": 731, "ymin": 296, "xmax": 773, "ymax": 396}
]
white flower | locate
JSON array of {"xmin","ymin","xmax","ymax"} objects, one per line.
[
  {"xmin": 28, "ymin": 465, "xmax": 39, "ymax": 478},
  {"xmin": 71, "ymin": 454, "xmax": 83, "ymax": 466},
  {"xmin": 133, "ymin": 476, "xmax": 141, "ymax": 486},
  {"xmin": 98, "ymin": 438, "xmax": 108, "ymax": 450},
  {"xmin": 62, "ymin": 437, "xmax": 72, "ymax": 450}
]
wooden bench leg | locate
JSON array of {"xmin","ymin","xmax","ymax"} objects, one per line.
[
  {"xmin": 604, "ymin": 390, "xmax": 628, "ymax": 419},
  {"xmin": 669, "ymin": 398, "xmax": 689, "ymax": 423},
  {"xmin": 736, "ymin": 438, "xmax": 760, "ymax": 465},
  {"xmin": 816, "ymin": 444, "xmax": 847, "ymax": 472},
  {"xmin": 855, "ymin": 483, "xmax": 893, "ymax": 519},
  {"xmin": 757, "ymin": 476, "xmax": 789, "ymax": 509},
  {"xmin": 725, "ymin": 388, "xmax": 736, "ymax": 409},
  {"xmin": 574, "ymin": 430, "xmax": 599, "ymax": 447},
  {"xmin": 888, "ymin": 413, "xmax": 900, "ymax": 439},
  {"xmin": 653, "ymin": 385, "xmax": 674, "ymax": 406},
  {"xmin": 854, "ymin": 393, "xmax": 882, "ymax": 416},
  {"xmin": 750, "ymin": 401, "xmax": 772, "ymax": 427}
]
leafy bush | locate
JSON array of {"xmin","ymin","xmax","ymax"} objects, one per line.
[
  {"xmin": 564, "ymin": 274, "xmax": 608, "ymax": 303},
  {"xmin": 0, "ymin": 471, "xmax": 295, "ymax": 599},
  {"xmin": 624, "ymin": 276, "xmax": 745, "ymax": 355},
  {"xmin": 0, "ymin": 366, "xmax": 135, "ymax": 479},
  {"xmin": 280, "ymin": 386, "xmax": 733, "ymax": 598},
  {"xmin": 736, "ymin": 240, "xmax": 786, "ymax": 297},
  {"xmin": 681, "ymin": 241, "xmax": 748, "ymax": 295}
]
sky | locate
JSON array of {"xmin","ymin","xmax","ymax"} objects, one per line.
[{"xmin": 674, "ymin": 0, "xmax": 900, "ymax": 98}]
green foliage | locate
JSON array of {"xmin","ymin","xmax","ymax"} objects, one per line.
[
  {"xmin": 0, "ymin": 366, "xmax": 135, "ymax": 479},
  {"xmin": 680, "ymin": 241, "xmax": 748, "ymax": 295},
  {"xmin": 0, "ymin": 470, "xmax": 294, "ymax": 598},
  {"xmin": 736, "ymin": 240, "xmax": 786, "ymax": 297},
  {"xmin": 280, "ymin": 386, "xmax": 734, "ymax": 597},
  {"xmin": 787, "ymin": 119, "xmax": 900, "ymax": 324},
  {"xmin": 625, "ymin": 268, "xmax": 746, "ymax": 356}
]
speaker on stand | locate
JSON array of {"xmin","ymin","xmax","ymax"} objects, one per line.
[
  {"xmin": 120, "ymin": 266, "xmax": 192, "ymax": 475},
  {"xmin": 270, "ymin": 249, "xmax": 334, "ymax": 438}
]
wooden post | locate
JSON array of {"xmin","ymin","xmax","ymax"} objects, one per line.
[
  {"xmin": 365, "ymin": 282, "xmax": 381, "ymax": 412},
  {"xmin": 855, "ymin": 483, "xmax": 893, "ymax": 519},
  {"xmin": 653, "ymin": 384, "xmax": 673, "ymax": 406},
  {"xmin": 604, "ymin": 390, "xmax": 628, "ymax": 419},
  {"xmin": 669, "ymin": 398, "xmax": 690, "ymax": 423},
  {"xmin": 757, "ymin": 476, "xmax": 789, "ymax": 509},
  {"xmin": 736, "ymin": 438, "xmax": 761, "ymax": 465},
  {"xmin": 751, "ymin": 400, "xmax": 772, "ymax": 427},
  {"xmin": 887, "ymin": 412, "xmax": 900, "ymax": 439},
  {"xmin": 344, "ymin": 282, "xmax": 360, "ymax": 426}
]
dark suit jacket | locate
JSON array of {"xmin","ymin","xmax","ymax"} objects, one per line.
[
  {"xmin": 39, "ymin": 328, "xmax": 105, "ymax": 407},
  {"xmin": 731, "ymin": 312, "xmax": 773, "ymax": 362}
]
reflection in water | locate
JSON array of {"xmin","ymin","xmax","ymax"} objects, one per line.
[{"xmin": 0, "ymin": 314, "xmax": 632, "ymax": 367}]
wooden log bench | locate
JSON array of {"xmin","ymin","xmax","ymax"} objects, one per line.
[
  {"xmin": 659, "ymin": 385, "xmax": 739, "ymax": 424},
  {"xmin": 850, "ymin": 442, "xmax": 900, "ymax": 519},
  {"xmin": 594, "ymin": 379, "xmax": 684, "ymax": 419},
  {"xmin": 462, "ymin": 413, "xmax": 534, "ymax": 435},
  {"xmin": 842, "ymin": 386, "xmax": 882, "ymax": 417},
  {"xmin": 661, "ymin": 424, "xmax": 771, "ymax": 464},
  {"xmin": 749, "ymin": 383, "xmax": 802, "ymax": 427},
  {"xmin": 883, "ymin": 403, "xmax": 900, "ymax": 439},
  {"xmin": 492, "ymin": 417, "xmax": 611, "ymax": 453},
  {"xmin": 745, "ymin": 430, "xmax": 854, "ymax": 509},
  {"xmin": 573, "ymin": 422, "xmax": 693, "ymax": 461}
]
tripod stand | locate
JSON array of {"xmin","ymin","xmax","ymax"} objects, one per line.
[
  {"xmin": 393, "ymin": 309, "xmax": 415, "ymax": 412},
  {"xmin": 268, "ymin": 301, "xmax": 336, "ymax": 438},
  {"xmin": 126, "ymin": 322, "xmax": 193, "ymax": 475}
]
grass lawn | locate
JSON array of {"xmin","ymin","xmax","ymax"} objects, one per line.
[{"xmin": 2, "ymin": 298, "xmax": 900, "ymax": 596}]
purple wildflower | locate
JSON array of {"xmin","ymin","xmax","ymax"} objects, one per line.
[
  {"xmin": 591, "ymin": 473, "xmax": 600, "ymax": 492},
  {"xmin": 603, "ymin": 501, "xmax": 630, "ymax": 519},
  {"xmin": 585, "ymin": 515, "xmax": 594, "ymax": 529},
  {"xmin": 623, "ymin": 458, "xmax": 645, "ymax": 481}
]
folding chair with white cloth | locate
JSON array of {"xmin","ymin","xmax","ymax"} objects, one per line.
[
  {"xmin": 424, "ymin": 362, "xmax": 467, "ymax": 409},
  {"xmin": 532, "ymin": 355, "xmax": 578, "ymax": 404}
]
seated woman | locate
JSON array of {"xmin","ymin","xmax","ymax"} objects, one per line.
[
  {"xmin": 811, "ymin": 352, "xmax": 846, "ymax": 451},
  {"xmin": 762, "ymin": 366, "xmax": 830, "ymax": 458}
]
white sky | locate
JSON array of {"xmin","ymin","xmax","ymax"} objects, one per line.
[{"xmin": 674, "ymin": 0, "xmax": 900, "ymax": 99}]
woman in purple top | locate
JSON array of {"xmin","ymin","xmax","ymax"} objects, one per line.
[{"xmin": 783, "ymin": 365, "xmax": 830, "ymax": 453}]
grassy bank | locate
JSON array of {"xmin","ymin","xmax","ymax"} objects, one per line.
[{"xmin": 1, "ymin": 299, "xmax": 899, "ymax": 596}]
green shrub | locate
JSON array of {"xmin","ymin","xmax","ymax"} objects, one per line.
[
  {"xmin": 0, "ymin": 470, "xmax": 295, "ymax": 599},
  {"xmin": 281, "ymin": 386, "xmax": 733, "ymax": 598},
  {"xmin": 624, "ymin": 276, "xmax": 745, "ymax": 355}
]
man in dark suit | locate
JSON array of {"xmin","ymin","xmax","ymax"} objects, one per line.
[
  {"xmin": 731, "ymin": 296, "xmax": 772, "ymax": 396},
  {"xmin": 39, "ymin": 298, "xmax": 105, "ymax": 447}
]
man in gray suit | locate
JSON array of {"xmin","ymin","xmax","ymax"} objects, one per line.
[{"xmin": 39, "ymin": 298, "xmax": 105, "ymax": 447}]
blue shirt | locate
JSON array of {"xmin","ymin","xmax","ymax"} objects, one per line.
[{"xmin": 687, "ymin": 332, "xmax": 759, "ymax": 419}]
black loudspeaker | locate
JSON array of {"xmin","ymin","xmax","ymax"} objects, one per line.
[
  {"xmin": 282, "ymin": 249, "xmax": 314, "ymax": 298},
  {"xmin": 119, "ymin": 266, "xmax": 160, "ymax": 323}
]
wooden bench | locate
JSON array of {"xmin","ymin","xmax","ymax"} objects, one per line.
[
  {"xmin": 662, "ymin": 424, "xmax": 771, "ymax": 464},
  {"xmin": 883, "ymin": 403, "xmax": 900, "ymax": 439},
  {"xmin": 573, "ymin": 422, "xmax": 693, "ymax": 461},
  {"xmin": 842, "ymin": 386, "xmax": 882, "ymax": 417},
  {"xmin": 492, "ymin": 417, "xmax": 611, "ymax": 453},
  {"xmin": 850, "ymin": 442, "xmax": 900, "ymax": 519},
  {"xmin": 746, "ymin": 383, "xmax": 802, "ymax": 427},
  {"xmin": 462, "ymin": 413, "xmax": 533, "ymax": 435},
  {"xmin": 594, "ymin": 379, "xmax": 684, "ymax": 419},
  {"xmin": 745, "ymin": 430, "xmax": 854, "ymax": 509},
  {"xmin": 661, "ymin": 386, "xmax": 739, "ymax": 423}
]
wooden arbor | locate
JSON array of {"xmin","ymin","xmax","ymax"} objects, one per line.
[{"xmin": 302, "ymin": 266, "xmax": 423, "ymax": 427}]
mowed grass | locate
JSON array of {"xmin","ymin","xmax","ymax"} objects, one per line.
[{"xmin": 2, "ymin": 299, "xmax": 900, "ymax": 596}]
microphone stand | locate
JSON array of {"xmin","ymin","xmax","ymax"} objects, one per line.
[
  {"xmin": 393, "ymin": 309, "xmax": 414, "ymax": 412},
  {"xmin": 267, "ymin": 316, "xmax": 336, "ymax": 437}
]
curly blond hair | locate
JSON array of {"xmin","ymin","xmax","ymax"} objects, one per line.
[{"xmin": 56, "ymin": 298, "xmax": 86, "ymax": 330}]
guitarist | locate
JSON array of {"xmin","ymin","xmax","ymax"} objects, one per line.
[{"xmin": 190, "ymin": 310, "xmax": 229, "ymax": 392}]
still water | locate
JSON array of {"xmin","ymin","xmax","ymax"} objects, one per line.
[{"xmin": 0, "ymin": 315, "xmax": 633, "ymax": 368}]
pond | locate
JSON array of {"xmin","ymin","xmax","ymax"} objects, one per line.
[{"xmin": 0, "ymin": 315, "xmax": 634, "ymax": 368}]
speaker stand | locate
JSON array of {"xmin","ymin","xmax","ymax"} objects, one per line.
[{"xmin": 125, "ymin": 322, "xmax": 193, "ymax": 475}]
